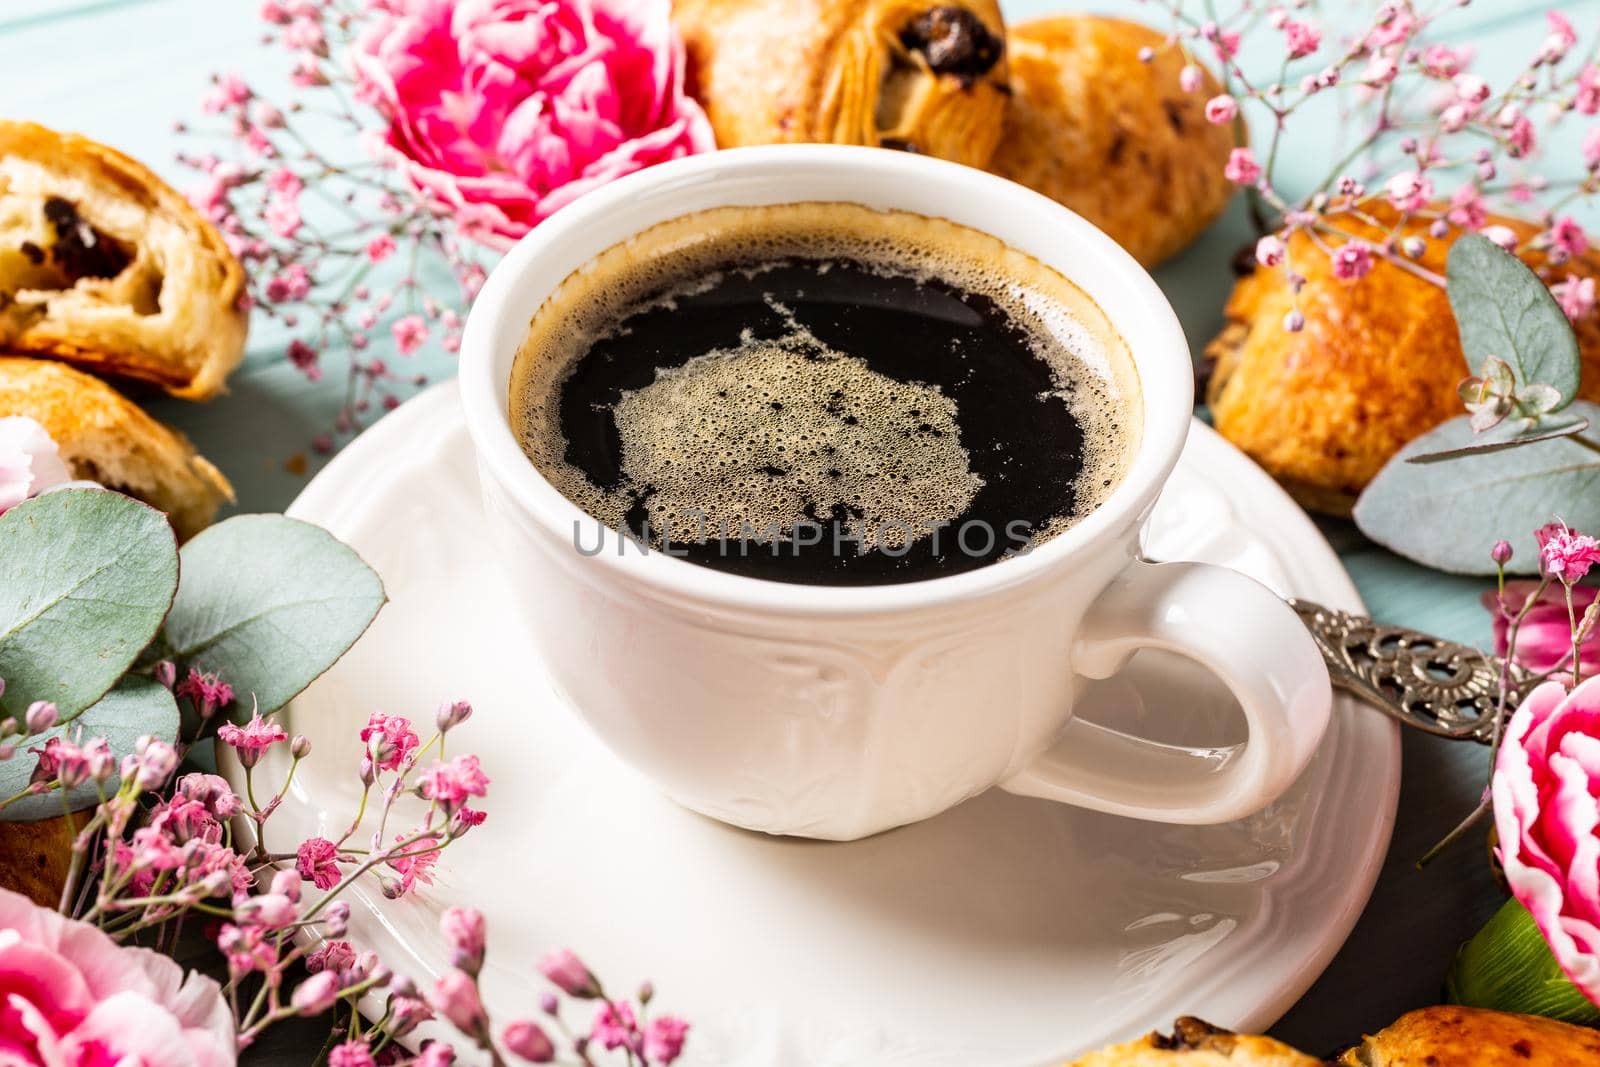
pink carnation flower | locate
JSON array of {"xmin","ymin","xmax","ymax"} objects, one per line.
[
  {"xmin": 1537, "ymin": 522, "xmax": 1600, "ymax": 584},
  {"xmin": 1223, "ymin": 147, "xmax": 1261, "ymax": 185},
  {"xmin": 358, "ymin": 711, "xmax": 420, "ymax": 773},
  {"xmin": 1484, "ymin": 580, "xmax": 1600, "ymax": 679},
  {"xmin": 349, "ymin": 0, "xmax": 714, "ymax": 249},
  {"xmin": 296, "ymin": 836, "xmax": 344, "ymax": 890},
  {"xmin": 1330, "ymin": 242, "xmax": 1374, "ymax": 281},
  {"xmin": 590, "ymin": 999, "xmax": 638, "ymax": 1052},
  {"xmin": 0, "ymin": 416, "xmax": 73, "ymax": 516},
  {"xmin": 1281, "ymin": 18, "xmax": 1322, "ymax": 60},
  {"xmin": 418, "ymin": 754, "xmax": 489, "ymax": 814},
  {"xmin": 1550, "ymin": 216, "xmax": 1590, "ymax": 258},
  {"xmin": 0, "ymin": 886, "xmax": 234, "ymax": 1065},
  {"xmin": 216, "ymin": 712, "xmax": 289, "ymax": 769},
  {"xmin": 644, "ymin": 1015, "xmax": 689, "ymax": 1064},
  {"xmin": 1494, "ymin": 676, "xmax": 1600, "ymax": 1005},
  {"xmin": 1385, "ymin": 169, "xmax": 1433, "ymax": 213},
  {"xmin": 1554, "ymin": 275, "xmax": 1597, "ymax": 322}
]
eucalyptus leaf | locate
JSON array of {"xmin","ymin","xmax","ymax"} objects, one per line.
[
  {"xmin": 1353, "ymin": 403, "xmax": 1600, "ymax": 574},
  {"xmin": 163, "ymin": 515, "xmax": 384, "ymax": 715},
  {"xmin": 0, "ymin": 490, "xmax": 178, "ymax": 722},
  {"xmin": 1407, "ymin": 415, "xmax": 1591, "ymax": 464},
  {"xmin": 1447, "ymin": 234, "xmax": 1581, "ymax": 406},
  {"xmin": 0, "ymin": 676, "xmax": 178, "ymax": 821}
]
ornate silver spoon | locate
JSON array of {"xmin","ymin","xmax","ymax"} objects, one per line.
[{"xmin": 1288, "ymin": 599, "xmax": 1540, "ymax": 745}]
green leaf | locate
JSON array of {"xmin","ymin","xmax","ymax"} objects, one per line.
[
  {"xmin": 1447, "ymin": 898, "xmax": 1600, "ymax": 1025},
  {"xmin": 1407, "ymin": 414, "xmax": 1591, "ymax": 464},
  {"xmin": 1447, "ymin": 234, "xmax": 1581, "ymax": 407},
  {"xmin": 0, "ymin": 676, "xmax": 179, "ymax": 821},
  {"xmin": 1353, "ymin": 403, "xmax": 1600, "ymax": 574},
  {"xmin": 0, "ymin": 490, "xmax": 178, "ymax": 722},
  {"xmin": 162, "ymin": 515, "xmax": 385, "ymax": 715}
]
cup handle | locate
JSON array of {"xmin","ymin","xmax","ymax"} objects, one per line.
[{"xmin": 999, "ymin": 559, "xmax": 1332, "ymax": 824}]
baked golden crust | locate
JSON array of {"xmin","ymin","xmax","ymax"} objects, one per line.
[
  {"xmin": 0, "ymin": 120, "xmax": 246, "ymax": 400},
  {"xmin": 1205, "ymin": 212, "xmax": 1600, "ymax": 514},
  {"xmin": 672, "ymin": 0, "xmax": 1010, "ymax": 168},
  {"xmin": 0, "ymin": 356, "xmax": 232, "ymax": 539},
  {"xmin": 1338, "ymin": 1006, "xmax": 1600, "ymax": 1066},
  {"xmin": 1068, "ymin": 1018, "xmax": 1321, "ymax": 1066},
  {"xmin": 988, "ymin": 16, "xmax": 1236, "ymax": 268}
]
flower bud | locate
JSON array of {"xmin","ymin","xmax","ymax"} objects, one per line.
[
  {"xmin": 1283, "ymin": 309, "xmax": 1306, "ymax": 332},
  {"xmin": 538, "ymin": 992, "xmax": 559, "ymax": 1016},
  {"xmin": 0, "ymin": 744, "xmax": 15, "ymax": 761},
  {"xmin": 436, "ymin": 700, "xmax": 473, "ymax": 733},
  {"xmin": 441, "ymin": 906, "xmax": 486, "ymax": 975},
  {"xmin": 503, "ymin": 1019, "xmax": 555, "ymax": 1062},
  {"xmin": 537, "ymin": 948, "xmax": 599, "ymax": 998},
  {"xmin": 1178, "ymin": 64, "xmax": 1202, "ymax": 94},
  {"xmin": 638, "ymin": 980, "xmax": 654, "ymax": 1005},
  {"xmin": 153, "ymin": 661, "xmax": 178, "ymax": 690},
  {"xmin": 428, "ymin": 971, "xmax": 487, "ymax": 1035},
  {"xmin": 0, "ymin": 719, "xmax": 15, "ymax": 738},
  {"xmin": 389, "ymin": 973, "xmax": 418, "ymax": 998},
  {"xmin": 1401, "ymin": 236, "xmax": 1426, "ymax": 259},
  {"xmin": 200, "ymin": 870, "xmax": 234, "ymax": 896},
  {"xmin": 1492, "ymin": 540, "xmax": 1515, "ymax": 565},
  {"xmin": 270, "ymin": 869, "xmax": 302, "ymax": 902},
  {"xmin": 389, "ymin": 992, "xmax": 432, "ymax": 1037},
  {"xmin": 292, "ymin": 971, "xmax": 342, "ymax": 1016},
  {"xmin": 324, "ymin": 900, "xmax": 351, "ymax": 937},
  {"xmin": 24, "ymin": 701, "xmax": 57, "ymax": 735},
  {"xmin": 238, "ymin": 892, "xmax": 298, "ymax": 929},
  {"xmin": 291, "ymin": 735, "xmax": 312, "ymax": 759}
]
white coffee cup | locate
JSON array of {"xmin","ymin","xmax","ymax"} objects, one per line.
[{"xmin": 460, "ymin": 145, "xmax": 1331, "ymax": 841}]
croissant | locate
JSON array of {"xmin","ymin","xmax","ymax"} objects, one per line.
[
  {"xmin": 0, "ymin": 356, "xmax": 232, "ymax": 539},
  {"xmin": 1336, "ymin": 1006, "xmax": 1600, "ymax": 1066},
  {"xmin": 672, "ymin": 0, "xmax": 1010, "ymax": 168},
  {"xmin": 0, "ymin": 121, "xmax": 246, "ymax": 400},
  {"xmin": 1206, "ymin": 211, "xmax": 1600, "ymax": 515},
  {"xmin": 988, "ymin": 16, "xmax": 1237, "ymax": 268},
  {"xmin": 1069, "ymin": 1008, "xmax": 1600, "ymax": 1065},
  {"xmin": 1067, "ymin": 1017, "xmax": 1318, "ymax": 1066}
]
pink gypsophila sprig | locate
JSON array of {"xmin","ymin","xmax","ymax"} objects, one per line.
[{"xmin": 1139, "ymin": 0, "xmax": 1600, "ymax": 327}]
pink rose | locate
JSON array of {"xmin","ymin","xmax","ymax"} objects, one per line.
[
  {"xmin": 1494, "ymin": 676, "xmax": 1600, "ymax": 1005},
  {"xmin": 0, "ymin": 886, "xmax": 234, "ymax": 1065},
  {"xmin": 1484, "ymin": 580, "xmax": 1600, "ymax": 679},
  {"xmin": 350, "ymin": 0, "xmax": 714, "ymax": 249}
]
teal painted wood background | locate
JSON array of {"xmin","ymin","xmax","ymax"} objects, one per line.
[{"xmin": 4, "ymin": 0, "xmax": 1598, "ymax": 1055}]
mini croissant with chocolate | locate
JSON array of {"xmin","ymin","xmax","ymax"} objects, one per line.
[
  {"xmin": 0, "ymin": 120, "xmax": 246, "ymax": 400},
  {"xmin": 672, "ymin": 0, "xmax": 1011, "ymax": 168}
]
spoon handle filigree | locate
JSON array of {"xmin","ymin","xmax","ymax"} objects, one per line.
[{"xmin": 1288, "ymin": 599, "xmax": 1538, "ymax": 745}]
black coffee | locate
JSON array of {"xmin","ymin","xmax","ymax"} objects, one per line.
[{"xmin": 510, "ymin": 203, "xmax": 1138, "ymax": 586}]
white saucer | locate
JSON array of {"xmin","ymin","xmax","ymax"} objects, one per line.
[{"xmin": 244, "ymin": 382, "xmax": 1397, "ymax": 1065}]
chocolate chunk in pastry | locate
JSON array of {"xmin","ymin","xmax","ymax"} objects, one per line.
[
  {"xmin": 672, "ymin": 0, "xmax": 1010, "ymax": 168},
  {"xmin": 0, "ymin": 356, "xmax": 232, "ymax": 539},
  {"xmin": 1337, "ymin": 1006, "xmax": 1600, "ymax": 1066},
  {"xmin": 987, "ymin": 16, "xmax": 1237, "ymax": 268},
  {"xmin": 1069, "ymin": 1017, "xmax": 1321, "ymax": 1066},
  {"xmin": 0, "ymin": 121, "xmax": 246, "ymax": 400},
  {"xmin": 1205, "ymin": 209, "xmax": 1600, "ymax": 515}
]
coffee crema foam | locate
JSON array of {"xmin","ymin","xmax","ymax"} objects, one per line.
[{"xmin": 509, "ymin": 202, "xmax": 1141, "ymax": 576}]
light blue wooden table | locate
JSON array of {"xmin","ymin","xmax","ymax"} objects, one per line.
[{"xmin": 5, "ymin": 0, "xmax": 1595, "ymax": 1056}]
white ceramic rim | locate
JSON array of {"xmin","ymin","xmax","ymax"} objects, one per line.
[{"xmin": 458, "ymin": 145, "xmax": 1194, "ymax": 616}]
